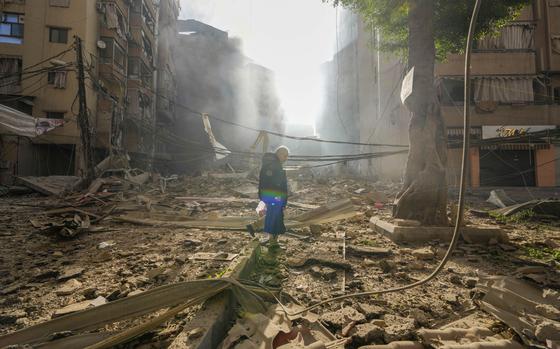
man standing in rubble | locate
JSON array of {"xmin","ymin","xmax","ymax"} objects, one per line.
[{"xmin": 249, "ymin": 146, "xmax": 289, "ymax": 246}]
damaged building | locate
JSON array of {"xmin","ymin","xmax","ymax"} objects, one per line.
[
  {"xmin": 173, "ymin": 19, "xmax": 286, "ymax": 171},
  {"xmin": 318, "ymin": 1, "xmax": 560, "ymax": 187},
  {"xmin": 0, "ymin": 0, "xmax": 180, "ymax": 184}
]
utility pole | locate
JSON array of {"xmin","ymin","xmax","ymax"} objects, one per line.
[{"xmin": 74, "ymin": 36, "xmax": 95, "ymax": 185}]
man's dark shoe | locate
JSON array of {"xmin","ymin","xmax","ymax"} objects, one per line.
[{"xmin": 246, "ymin": 224, "xmax": 255, "ymax": 237}]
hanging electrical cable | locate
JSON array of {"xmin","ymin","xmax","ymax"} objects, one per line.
[{"xmin": 241, "ymin": 0, "xmax": 483, "ymax": 316}]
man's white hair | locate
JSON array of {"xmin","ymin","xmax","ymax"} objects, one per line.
[{"xmin": 275, "ymin": 145, "xmax": 290, "ymax": 154}]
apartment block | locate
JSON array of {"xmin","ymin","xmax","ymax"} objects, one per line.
[
  {"xmin": 318, "ymin": 3, "xmax": 560, "ymax": 187},
  {"xmin": 439, "ymin": 1, "xmax": 560, "ymax": 188},
  {"xmin": 0, "ymin": 0, "xmax": 179, "ymax": 183}
]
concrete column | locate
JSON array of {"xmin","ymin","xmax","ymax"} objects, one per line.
[{"xmin": 536, "ymin": 146, "xmax": 556, "ymax": 187}]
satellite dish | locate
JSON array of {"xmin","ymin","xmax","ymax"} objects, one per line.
[{"xmin": 97, "ymin": 40, "xmax": 107, "ymax": 49}]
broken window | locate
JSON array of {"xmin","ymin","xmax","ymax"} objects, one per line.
[
  {"xmin": 49, "ymin": 27, "xmax": 69, "ymax": 43},
  {"xmin": 47, "ymin": 70, "xmax": 67, "ymax": 89},
  {"xmin": 0, "ymin": 56, "xmax": 22, "ymax": 94},
  {"xmin": 0, "ymin": 12, "xmax": 24, "ymax": 44}
]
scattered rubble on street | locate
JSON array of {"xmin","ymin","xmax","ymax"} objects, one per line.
[{"xmin": 0, "ymin": 169, "xmax": 559, "ymax": 348}]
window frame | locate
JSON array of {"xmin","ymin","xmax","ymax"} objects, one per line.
[
  {"xmin": 49, "ymin": 27, "xmax": 69, "ymax": 44},
  {"xmin": 0, "ymin": 12, "xmax": 24, "ymax": 44}
]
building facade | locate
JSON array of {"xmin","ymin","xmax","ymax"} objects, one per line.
[
  {"xmin": 318, "ymin": 2, "xmax": 560, "ymax": 187},
  {"xmin": 173, "ymin": 19, "xmax": 286, "ymax": 171},
  {"xmin": 317, "ymin": 9, "xmax": 410, "ymax": 181},
  {"xmin": 0, "ymin": 0, "xmax": 179, "ymax": 183},
  {"xmin": 438, "ymin": 1, "xmax": 559, "ymax": 188}
]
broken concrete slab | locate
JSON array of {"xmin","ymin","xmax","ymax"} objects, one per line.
[
  {"xmin": 346, "ymin": 245, "xmax": 392, "ymax": 258},
  {"xmin": 52, "ymin": 296, "xmax": 107, "ymax": 318},
  {"xmin": 168, "ymin": 243, "xmax": 261, "ymax": 349},
  {"xmin": 57, "ymin": 267, "xmax": 84, "ymax": 281},
  {"xmin": 320, "ymin": 307, "xmax": 366, "ymax": 331},
  {"xmin": 357, "ymin": 303, "xmax": 386, "ymax": 320},
  {"xmin": 56, "ymin": 279, "xmax": 83, "ymax": 296},
  {"xmin": 411, "ymin": 248, "xmax": 434, "ymax": 260},
  {"xmin": 370, "ymin": 217, "xmax": 506, "ymax": 244},
  {"xmin": 16, "ymin": 176, "xmax": 81, "ymax": 196}
]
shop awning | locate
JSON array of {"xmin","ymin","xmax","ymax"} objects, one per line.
[
  {"xmin": 0, "ymin": 104, "xmax": 37, "ymax": 138},
  {"xmin": 0, "ymin": 104, "xmax": 63, "ymax": 138},
  {"xmin": 480, "ymin": 143, "xmax": 550, "ymax": 151}
]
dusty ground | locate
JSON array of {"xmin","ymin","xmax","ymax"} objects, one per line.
[{"xmin": 0, "ymin": 173, "xmax": 559, "ymax": 347}]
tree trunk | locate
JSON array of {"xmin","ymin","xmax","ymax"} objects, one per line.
[{"xmin": 393, "ymin": 0, "xmax": 449, "ymax": 226}]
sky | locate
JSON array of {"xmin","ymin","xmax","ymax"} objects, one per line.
[{"xmin": 178, "ymin": 0, "xmax": 337, "ymax": 126}]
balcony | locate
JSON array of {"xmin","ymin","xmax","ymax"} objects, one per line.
[{"xmin": 436, "ymin": 52, "xmax": 536, "ymax": 76}]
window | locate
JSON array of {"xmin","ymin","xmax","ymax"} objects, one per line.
[
  {"xmin": 0, "ymin": 13, "xmax": 24, "ymax": 44},
  {"xmin": 46, "ymin": 111, "xmax": 65, "ymax": 119},
  {"xmin": 141, "ymin": 30, "xmax": 153, "ymax": 61},
  {"xmin": 113, "ymin": 43, "xmax": 125, "ymax": 68},
  {"xmin": 49, "ymin": 27, "xmax": 69, "ymax": 43},
  {"xmin": 99, "ymin": 37, "xmax": 126, "ymax": 69},
  {"xmin": 47, "ymin": 70, "xmax": 67, "ymax": 88},
  {"xmin": 128, "ymin": 58, "xmax": 140, "ymax": 78},
  {"xmin": 49, "ymin": 0, "xmax": 70, "ymax": 7},
  {"xmin": 0, "ymin": 57, "xmax": 22, "ymax": 94}
]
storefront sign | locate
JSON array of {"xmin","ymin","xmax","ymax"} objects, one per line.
[{"xmin": 482, "ymin": 125, "xmax": 556, "ymax": 139}]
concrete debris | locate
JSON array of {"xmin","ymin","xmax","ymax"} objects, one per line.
[
  {"xmin": 52, "ymin": 296, "xmax": 107, "ymax": 318},
  {"xmin": 350, "ymin": 323, "xmax": 384, "ymax": 346},
  {"xmin": 477, "ymin": 275, "xmax": 560, "ymax": 347},
  {"xmin": 486, "ymin": 189, "xmax": 516, "ymax": 208},
  {"xmin": 220, "ymin": 304, "xmax": 330, "ymax": 349},
  {"xmin": 321, "ymin": 307, "xmax": 366, "ymax": 331},
  {"xmin": 57, "ymin": 267, "xmax": 84, "ymax": 281},
  {"xmin": 357, "ymin": 303, "xmax": 386, "ymax": 320},
  {"xmin": 0, "ymin": 169, "xmax": 558, "ymax": 348},
  {"xmin": 309, "ymin": 266, "xmax": 337, "ymax": 280},
  {"xmin": 346, "ymin": 245, "xmax": 392, "ymax": 258},
  {"xmin": 55, "ymin": 279, "xmax": 83, "ymax": 296},
  {"xmin": 418, "ymin": 327, "xmax": 525, "ymax": 348},
  {"xmin": 382, "ymin": 315, "xmax": 416, "ymax": 343},
  {"xmin": 535, "ymin": 322, "xmax": 560, "ymax": 342},
  {"xmin": 411, "ymin": 248, "xmax": 434, "ymax": 260},
  {"xmin": 536, "ymin": 304, "xmax": 560, "ymax": 321},
  {"xmin": 16, "ymin": 176, "xmax": 81, "ymax": 196}
]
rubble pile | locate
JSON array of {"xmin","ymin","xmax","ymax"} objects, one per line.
[{"xmin": 0, "ymin": 168, "xmax": 559, "ymax": 348}]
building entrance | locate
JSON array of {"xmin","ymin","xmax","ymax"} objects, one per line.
[{"xmin": 479, "ymin": 149, "xmax": 536, "ymax": 187}]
